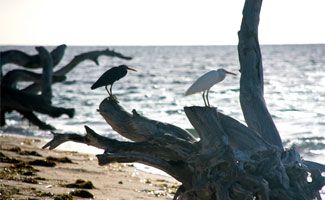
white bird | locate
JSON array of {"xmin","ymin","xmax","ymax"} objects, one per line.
[{"xmin": 185, "ymin": 68, "xmax": 236, "ymax": 107}]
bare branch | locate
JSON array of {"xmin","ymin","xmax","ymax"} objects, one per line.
[{"xmin": 238, "ymin": 0, "xmax": 283, "ymax": 149}]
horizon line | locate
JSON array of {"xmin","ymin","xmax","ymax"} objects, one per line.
[{"xmin": 1, "ymin": 43, "xmax": 324, "ymax": 47}]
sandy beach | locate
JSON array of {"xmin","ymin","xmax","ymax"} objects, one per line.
[{"xmin": 0, "ymin": 134, "xmax": 180, "ymax": 200}]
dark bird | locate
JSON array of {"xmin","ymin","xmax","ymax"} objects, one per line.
[{"xmin": 91, "ymin": 64, "xmax": 136, "ymax": 96}]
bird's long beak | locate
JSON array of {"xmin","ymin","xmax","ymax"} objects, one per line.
[
  {"xmin": 225, "ymin": 70, "xmax": 236, "ymax": 76},
  {"xmin": 126, "ymin": 66, "xmax": 137, "ymax": 72}
]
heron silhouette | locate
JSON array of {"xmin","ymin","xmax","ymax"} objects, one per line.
[
  {"xmin": 91, "ymin": 65, "xmax": 136, "ymax": 96},
  {"xmin": 185, "ymin": 68, "xmax": 236, "ymax": 107}
]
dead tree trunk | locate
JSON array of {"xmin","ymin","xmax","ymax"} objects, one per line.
[
  {"xmin": 0, "ymin": 44, "xmax": 66, "ymax": 69},
  {"xmin": 1, "ymin": 46, "xmax": 132, "ymax": 130},
  {"xmin": 22, "ymin": 48, "xmax": 132, "ymax": 94},
  {"xmin": 44, "ymin": 98, "xmax": 325, "ymax": 200},
  {"xmin": 1, "ymin": 47, "xmax": 74, "ymax": 129},
  {"xmin": 238, "ymin": 0, "xmax": 283, "ymax": 149},
  {"xmin": 43, "ymin": 0, "xmax": 325, "ymax": 199}
]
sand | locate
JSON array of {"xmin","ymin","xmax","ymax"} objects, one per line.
[{"xmin": 0, "ymin": 134, "xmax": 180, "ymax": 200}]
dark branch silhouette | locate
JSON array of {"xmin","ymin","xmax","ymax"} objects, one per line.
[
  {"xmin": 0, "ymin": 44, "xmax": 66, "ymax": 69},
  {"xmin": 41, "ymin": 1, "xmax": 325, "ymax": 199},
  {"xmin": 1, "ymin": 45, "xmax": 133, "ymax": 130}
]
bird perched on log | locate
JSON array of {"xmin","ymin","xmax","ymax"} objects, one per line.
[
  {"xmin": 185, "ymin": 68, "xmax": 236, "ymax": 107},
  {"xmin": 91, "ymin": 64, "xmax": 136, "ymax": 97}
]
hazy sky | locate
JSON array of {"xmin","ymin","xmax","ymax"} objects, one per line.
[{"xmin": 0, "ymin": 0, "xmax": 324, "ymax": 45}]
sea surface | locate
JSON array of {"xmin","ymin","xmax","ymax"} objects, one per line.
[{"xmin": 1, "ymin": 45, "xmax": 325, "ymax": 163}]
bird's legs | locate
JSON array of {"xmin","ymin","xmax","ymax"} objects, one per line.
[
  {"xmin": 110, "ymin": 85, "xmax": 113, "ymax": 96},
  {"xmin": 105, "ymin": 86, "xmax": 111, "ymax": 96},
  {"xmin": 107, "ymin": 84, "xmax": 118, "ymax": 102},
  {"xmin": 202, "ymin": 91, "xmax": 208, "ymax": 107},
  {"xmin": 206, "ymin": 89, "xmax": 210, "ymax": 107}
]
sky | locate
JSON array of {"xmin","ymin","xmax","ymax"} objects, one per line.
[{"xmin": 0, "ymin": 0, "xmax": 324, "ymax": 46}]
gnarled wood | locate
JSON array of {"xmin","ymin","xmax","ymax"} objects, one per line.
[
  {"xmin": 185, "ymin": 106, "xmax": 272, "ymax": 157},
  {"xmin": 55, "ymin": 48, "xmax": 132, "ymax": 76},
  {"xmin": 37, "ymin": 46, "xmax": 53, "ymax": 103},
  {"xmin": 1, "ymin": 47, "xmax": 74, "ymax": 120},
  {"xmin": 238, "ymin": 0, "xmax": 283, "ymax": 149},
  {"xmin": 1, "ymin": 69, "xmax": 66, "ymax": 88},
  {"xmin": 16, "ymin": 110, "xmax": 55, "ymax": 130},
  {"xmin": 2, "ymin": 87, "xmax": 74, "ymax": 118},
  {"xmin": 43, "ymin": 97, "xmax": 325, "ymax": 199},
  {"xmin": 23, "ymin": 48, "xmax": 132, "ymax": 94},
  {"xmin": 1, "ymin": 46, "xmax": 74, "ymax": 130},
  {"xmin": 42, "ymin": 0, "xmax": 324, "ymax": 199},
  {"xmin": 1, "ymin": 46, "xmax": 132, "ymax": 130},
  {"xmin": 0, "ymin": 44, "xmax": 66, "ymax": 83},
  {"xmin": 0, "ymin": 44, "xmax": 66, "ymax": 68},
  {"xmin": 98, "ymin": 97, "xmax": 196, "ymax": 142},
  {"xmin": 43, "ymin": 125, "xmax": 194, "ymax": 183}
]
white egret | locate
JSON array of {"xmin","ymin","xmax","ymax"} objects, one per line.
[{"xmin": 185, "ymin": 68, "xmax": 236, "ymax": 107}]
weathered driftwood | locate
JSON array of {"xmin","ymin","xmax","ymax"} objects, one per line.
[
  {"xmin": 1, "ymin": 45, "xmax": 132, "ymax": 93},
  {"xmin": 1, "ymin": 46, "xmax": 133, "ymax": 130},
  {"xmin": 0, "ymin": 44, "xmax": 66, "ymax": 83},
  {"xmin": 22, "ymin": 48, "xmax": 132, "ymax": 94},
  {"xmin": 1, "ymin": 47, "xmax": 74, "ymax": 129},
  {"xmin": 0, "ymin": 44, "xmax": 66, "ymax": 70},
  {"xmin": 238, "ymin": 0, "xmax": 283, "ymax": 149},
  {"xmin": 1, "ymin": 69, "xmax": 66, "ymax": 89},
  {"xmin": 98, "ymin": 97, "xmax": 196, "ymax": 142},
  {"xmin": 43, "ymin": 0, "xmax": 324, "ymax": 199},
  {"xmin": 43, "ymin": 98, "xmax": 325, "ymax": 199},
  {"xmin": 38, "ymin": 46, "xmax": 53, "ymax": 103},
  {"xmin": 2, "ymin": 87, "xmax": 74, "ymax": 118}
]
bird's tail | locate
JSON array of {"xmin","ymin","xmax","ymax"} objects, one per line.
[
  {"xmin": 90, "ymin": 82, "xmax": 99, "ymax": 90},
  {"xmin": 184, "ymin": 89, "xmax": 192, "ymax": 96}
]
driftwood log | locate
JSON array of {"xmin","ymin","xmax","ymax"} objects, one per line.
[
  {"xmin": 1, "ymin": 45, "xmax": 132, "ymax": 130},
  {"xmin": 43, "ymin": 0, "xmax": 324, "ymax": 199},
  {"xmin": 0, "ymin": 44, "xmax": 67, "ymax": 69}
]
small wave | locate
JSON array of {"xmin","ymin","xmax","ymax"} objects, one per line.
[
  {"xmin": 286, "ymin": 136, "xmax": 325, "ymax": 152},
  {"xmin": 279, "ymin": 108, "xmax": 301, "ymax": 112},
  {"xmin": 165, "ymin": 110, "xmax": 182, "ymax": 115},
  {"xmin": 63, "ymin": 80, "xmax": 77, "ymax": 85},
  {"xmin": 229, "ymin": 88, "xmax": 240, "ymax": 92},
  {"xmin": 126, "ymin": 86, "xmax": 139, "ymax": 90}
]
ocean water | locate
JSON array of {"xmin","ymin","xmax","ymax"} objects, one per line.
[{"xmin": 1, "ymin": 45, "xmax": 325, "ymax": 163}]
